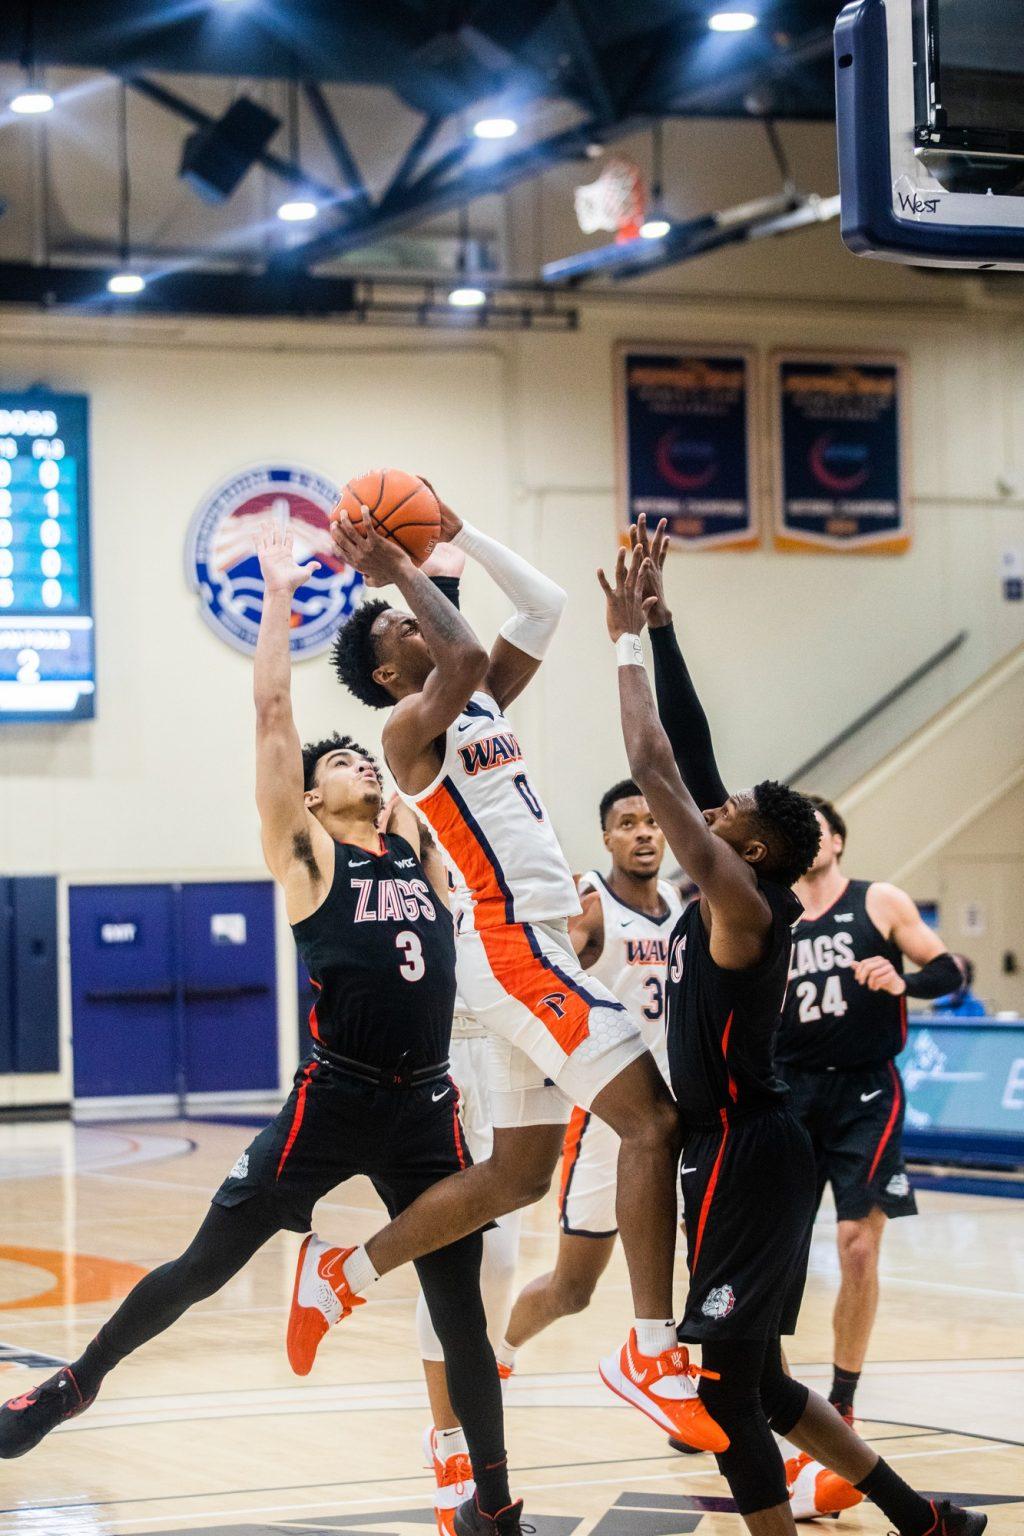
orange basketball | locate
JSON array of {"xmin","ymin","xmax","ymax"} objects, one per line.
[{"xmin": 331, "ymin": 469, "xmax": 440, "ymax": 566}]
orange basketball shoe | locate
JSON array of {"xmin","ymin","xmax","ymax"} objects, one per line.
[
  {"xmin": 786, "ymin": 1452, "xmax": 865, "ymax": 1521},
  {"xmin": 598, "ymin": 1330, "xmax": 729, "ymax": 1452},
  {"xmin": 287, "ymin": 1233, "xmax": 365, "ymax": 1376},
  {"xmin": 424, "ymin": 1427, "xmax": 476, "ymax": 1536}
]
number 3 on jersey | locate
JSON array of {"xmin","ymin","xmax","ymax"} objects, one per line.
[
  {"xmin": 396, "ymin": 930, "xmax": 425, "ymax": 982},
  {"xmin": 795, "ymin": 975, "xmax": 847, "ymax": 1023}
]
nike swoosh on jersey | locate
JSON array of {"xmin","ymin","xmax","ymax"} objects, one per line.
[
  {"xmin": 349, "ymin": 859, "xmax": 371, "ymax": 867},
  {"xmin": 680, "ymin": 1165, "xmax": 698, "ymax": 1174},
  {"xmin": 432, "ymin": 1088, "xmax": 450, "ymax": 1102},
  {"xmin": 860, "ymin": 1089, "xmax": 883, "ymax": 1102}
]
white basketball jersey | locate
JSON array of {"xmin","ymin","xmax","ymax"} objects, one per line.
[
  {"xmin": 578, "ymin": 870, "xmax": 683, "ymax": 1076},
  {"xmin": 402, "ymin": 691, "xmax": 580, "ymax": 929}
]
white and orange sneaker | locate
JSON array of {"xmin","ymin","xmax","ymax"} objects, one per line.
[
  {"xmin": 786, "ymin": 1452, "xmax": 865, "ymax": 1521},
  {"xmin": 423, "ymin": 1428, "xmax": 476, "ymax": 1536},
  {"xmin": 598, "ymin": 1329, "xmax": 729, "ymax": 1452},
  {"xmin": 286, "ymin": 1233, "xmax": 365, "ymax": 1376}
]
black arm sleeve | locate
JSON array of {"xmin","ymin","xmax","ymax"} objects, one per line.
[
  {"xmin": 649, "ymin": 622, "xmax": 728, "ymax": 810},
  {"xmin": 429, "ymin": 575, "xmax": 461, "ymax": 611},
  {"xmin": 903, "ymin": 952, "xmax": 963, "ymax": 1000}
]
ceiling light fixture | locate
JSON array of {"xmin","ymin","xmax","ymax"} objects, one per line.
[
  {"xmin": 277, "ymin": 199, "xmax": 318, "ymax": 222},
  {"xmin": 473, "ymin": 117, "xmax": 518, "ymax": 140},
  {"xmin": 709, "ymin": 11, "xmax": 758, "ymax": 31},
  {"xmin": 448, "ymin": 285, "xmax": 487, "ymax": 307},
  {"xmin": 10, "ymin": 89, "xmax": 54, "ymax": 114},
  {"xmin": 107, "ymin": 272, "xmax": 146, "ymax": 295}
]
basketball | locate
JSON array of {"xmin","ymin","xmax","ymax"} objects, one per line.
[{"xmin": 332, "ymin": 469, "xmax": 441, "ymax": 565}]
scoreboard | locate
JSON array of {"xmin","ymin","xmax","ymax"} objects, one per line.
[{"xmin": 0, "ymin": 391, "xmax": 95, "ymax": 721}]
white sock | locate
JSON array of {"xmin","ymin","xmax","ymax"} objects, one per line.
[
  {"xmin": 635, "ymin": 1319, "xmax": 676, "ymax": 1357},
  {"xmin": 496, "ymin": 1338, "xmax": 517, "ymax": 1373},
  {"xmin": 341, "ymin": 1244, "xmax": 380, "ymax": 1295},
  {"xmin": 435, "ymin": 1425, "xmax": 469, "ymax": 1459}
]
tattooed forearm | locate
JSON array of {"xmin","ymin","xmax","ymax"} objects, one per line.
[{"xmin": 396, "ymin": 565, "xmax": 482, "ymax": 662}]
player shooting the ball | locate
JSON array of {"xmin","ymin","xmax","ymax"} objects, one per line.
[{"xmin": 288, "ymin": 483, "xmax": 729, "ymax": 1498}]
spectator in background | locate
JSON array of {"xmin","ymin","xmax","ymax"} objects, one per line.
[{"xmin": 932, "ymin": 955, "xmax": 987, "ymax": 1018}]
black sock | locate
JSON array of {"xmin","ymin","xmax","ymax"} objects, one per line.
[
  {"xmin": 473, "ymin": 1453, "xmax": 512, "ymax": 1517},
  {"xmin": 68, "ymin": 1340, "xmax": 115, "ymax": 1403},
  {"xmin": 829, "ymin": 1364, "xmax": 861, "ymax": 1414},
  {"xmin": 856, "ymin": 1458, "xmax": 935, "ymax": 1536}
]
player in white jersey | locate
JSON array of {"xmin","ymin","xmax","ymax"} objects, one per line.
[
  {"xmin": 417, "ymin": 992, "xmax": 524, "ymax": 1535},
  {"xmin": 289, "ymin": 486, "xmax": 727, "ymax": 1489},
  {"xmin": 499, "ymin": 779, "xmax": 681, "ymax": 1366}
]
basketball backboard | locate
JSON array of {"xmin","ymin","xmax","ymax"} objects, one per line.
[{"xmin": 835, "ymin": 0, "xmax": 1024, "ymax": 269}]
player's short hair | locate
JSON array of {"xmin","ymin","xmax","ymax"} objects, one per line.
[
  {"xmin": 330, "ymin": 600, "xmax": 393, "ymax": 709},
  {"xmin": 300, "ymin": 731, "xmax": 382, "ymax": 792},
  {"xmin": 750, "ymin": 780, "xmax": 822, "ymax": 888},
  {"xmin": 599, "ymin": 778, "xmax": 643, "ymax": 829},
  {"xmin": 807, "ymin": 794, "xmax": 847, "ymax": 855}
]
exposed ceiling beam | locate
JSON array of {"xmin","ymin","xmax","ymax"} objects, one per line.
[
  {"xmin": 271, "ymin": 111, "xmax": 646, "ymax": 271},
  {"xmin": 128, "ymin": 75, "xmax": 340, "ymax": 204},
  {"xmin": 380, "ymin": 113, "xmax": 447, "ymax": 206},
  {"xmin": 302, "ymin": 82, "xmax": 372, "ymax": 217}
]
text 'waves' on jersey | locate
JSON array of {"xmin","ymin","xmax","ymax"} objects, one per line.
[
  {"xmin": 578, "ymin": 871, "xmax": 682, "ymax": 1077},
  {"xmin": 292, "ymin": 833, "xmax": 455, "ymax": 1068},
  {"xmin": 405, "ymin": 692, "xmax": 581, "ymax": 929}
]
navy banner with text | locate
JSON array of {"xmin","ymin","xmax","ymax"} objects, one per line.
[
  {"xmin": 773, "ymin": 353, "xmax": 909, "ymax": 553},
  {"xmin": 618, "ymin": 346, "xmax": 757, "ymax": 550}
]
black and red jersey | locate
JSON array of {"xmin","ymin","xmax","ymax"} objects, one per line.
[
  {"xmin": 291, "ymin": 834, "xmax": 455, "ymax": 1068},
  {"xmin": 666, "ymin": 879, "xmax": 801, "ymax": 1128},
  {"xmin": 776, "ymin": 878, "xmax": 906, "ymax": 1072}
]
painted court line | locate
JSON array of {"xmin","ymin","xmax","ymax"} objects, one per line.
[{"xmin": 2, "ymin": 1444, "xmax": 1009, "ymax": 1534}]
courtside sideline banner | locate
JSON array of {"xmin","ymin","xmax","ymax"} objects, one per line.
[
  {"xmin": 772, "ymin": 352, "xmax": 910, "ymax": 554},
  {"xmin": 617, "ymin": 345, "xmax": 757, "ymax": 551}
]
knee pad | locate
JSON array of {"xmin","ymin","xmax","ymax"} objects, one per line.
[
  {"xmin": 696, "ymin": 1340, "xmax": 790, "ymax": 1516},
  {"xmin": 759, "ymin": 1343, "xmax": 810, "ymax": 1437}
]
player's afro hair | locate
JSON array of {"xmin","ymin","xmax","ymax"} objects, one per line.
[
  {"xmin": 807, "ymin": 794, "xmax": 847, "ymax": 855},
  {"xmin": 750, "ymin": 780, "xmax": 822, "ymax": 888},
  {"xmin": 300, "ymin": 732, "xmax": 382, "ymax": 793},
  {"xmin": 330, "ymin": 599, "xmax": 393, "ymax": 709},
  {"xmin": 599, "ymin": 778, "xmax": 643, "ymax": 829}
]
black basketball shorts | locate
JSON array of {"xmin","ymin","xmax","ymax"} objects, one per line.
[
  {"xmin": 212, "ymin": 1054, "xmax": 471, "ymax": 1233},
  {"xmin": 678, "ymin": 1104, "xmax": 816, "ymax": 1344},
  {"xmin": 781, "ymin": 1061, "xmax": 918, "ymax": 1222}
]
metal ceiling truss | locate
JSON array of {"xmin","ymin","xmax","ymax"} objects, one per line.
[{"xmin": 0, "ymin": 2, "xmax": 842, "ymax": 318}]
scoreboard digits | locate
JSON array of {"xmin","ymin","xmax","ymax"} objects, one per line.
[{"xmin": 0, "ymin": 391, "xmax": 95, "ymax": 721}]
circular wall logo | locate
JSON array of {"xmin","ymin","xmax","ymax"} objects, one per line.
[{"xmin": 185, "ymin": 464, "xmax": 363, "ymax": 657}]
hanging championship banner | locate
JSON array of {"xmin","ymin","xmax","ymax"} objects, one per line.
[
  {"xmin": 772, "ymin": 353, "xmax": 909, "ymax": 553},
  {"xmin": 617, "ymin": 345, "xmax": 758, "ymax": 551}
]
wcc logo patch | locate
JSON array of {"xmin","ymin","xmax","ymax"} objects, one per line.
[
  {"xmin": 185, "ymin": 464, "xmax": 363, "ymax": 656},
  {"xmin": 701, "ymin": 1284, "xmax": 736, "ymax": 1320}
]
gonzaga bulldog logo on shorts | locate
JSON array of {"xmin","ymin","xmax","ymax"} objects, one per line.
[
  {"xmin": 701, "ymin": 1284, "xmax": 736, "ymax": 1320},
  {"xmin": 185, "ymin": 464, "xmax": 363, "ymax": 656}
]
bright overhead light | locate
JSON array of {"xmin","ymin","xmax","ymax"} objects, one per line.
[
  {"xmin": 10, "ymin": 90, "xmax": 54, "ymax": 115},
  {"xmin": 640, "ymin": 217, "xmax": 671, "ymax": 240},
  {"xmin": 448, "ymin": 286, "xmax": 487, "ymax": 307},
  {"xmin": 709, "ymin": 11, "xmax": 758, "ymax": 31},
  {"xmin": 473, "ymin": 117, "xmax": 518, "ymax": 140},
  {"xmin": 107, "ymin": 272, "xmax": 146, "ymax": 295},
  {"xmin": 276, "ymin": 199, "xmax": 318, "ymax": 222}
]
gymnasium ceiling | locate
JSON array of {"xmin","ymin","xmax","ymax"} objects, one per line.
[{"xmin": 0, "ymin": 2, "xmax": 874, "ymax": 319}]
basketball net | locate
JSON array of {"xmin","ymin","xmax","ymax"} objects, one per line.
[{"xmin": 575, "ymin": 156, "xmax": 646, "ymax": 242}]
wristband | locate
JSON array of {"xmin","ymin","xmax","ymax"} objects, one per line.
[{"xmin": 616, "ymin": 633, "xmax": 645, "ymax": 668}]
